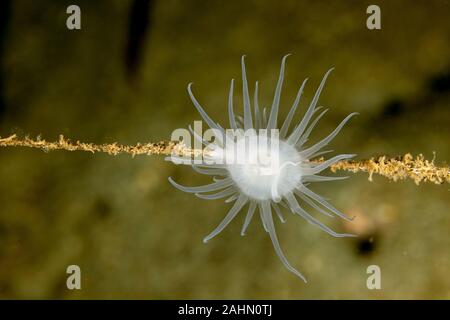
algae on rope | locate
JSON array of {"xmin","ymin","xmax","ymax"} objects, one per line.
[
  {"xmin": 0, "ymin": 134, "xmax": 448, "ymax": 185},
  {"xmin": 329, "ymin": 154, "xmax": 450, "ymax": 185}
]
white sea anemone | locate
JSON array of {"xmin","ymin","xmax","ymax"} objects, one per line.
[{"xmin": 169, "ymin": 55, "xmax": 358, "ymax": 282}]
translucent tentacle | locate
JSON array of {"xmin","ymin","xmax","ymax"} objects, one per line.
[
  {"xmin": 280, "ymin": 78, "xmax": 308, "ymax": 138},
  {"xmin": 300, "ymin": 112, "xmax": 358, "ymax": 158},
  {"xmin": 267, "ymin": 54, "xmax": 290, "ymax": 130},
  {"xmin": 287, "ymin": 68, "xmax": 334, "ymax": 145},
  {"xmin": 213, "ymin": 176, "xmax": 227, "ymax": 182},
  {"xmin": 191, "ymin": 165, "xmax": 227, "ymax": 176},
  {"xmin": 285, "ymin": 193, "xmax": 355, "ymax": 238},
  {"xmin": 168, "ymin": 177, "xmax": 232, "ymax": 193},
  {"xmin": 296, "ymin": 108, "xmax": 329, "ymax": 147},
  {"xmin": 225, "ymin": 194, "xmax": 238, "ymax": 203},
  {"xmin": 260, "ymin": 209, "xmax": 269, "ymax": 233},
  {"xmin": 236, "ymin": 115, "xmax": 244, "ymax": 127},
  {"xmin": 297, "ymin": 184, "xmax": 354, "ymax": 221},
  {"xmin": 195, "ymin": 186, "xmax": 236, "ymax": 200},
  {"xmin": 228, "ymin": 79, "xmax": 237, "ymax": 130},
  {"xmin": 241, "ymin": 201, "xmax": 257, "ymax": 236},
  {"xmin": 254, "ymin": 81, "xmax": 261, "ymax": 130},
  {"xmin": 302, "ymin": 174, "xmax": 348, "ymax": 183},
  {"xmin": 294, "ymin": 189, "xmax": 333, "ymax": 218},
  {"xmin": 241, "ymin": 56, "xmax": 253, "ymax": 130},
  {"xmin": 262, "ymin": 108, "xmax": 268, "ymax": 127},
  {"xmin": 300, "ymin": 154, "xmax": 355, "ymax": 175},
  {"xmin": 235, "ymin": 117, "xmax": 244, "ymax": 129},
  {"xmin": 260, "ymin": 200, "xmax": 307, "ymax": 282},
  {"xmin": 272, "ymin": 202, "xmax": 286, "ymax": 223},
  {"xmin": 187, "ymin": 83, "xmax": 225, "ymax": 135},
  {"xmin": 277, "ymin": 198, "xmax": 290, "ymax": 210},
  {"xmin": 203, "ymin": 194, "xmax": 248, "ymax": 243}
]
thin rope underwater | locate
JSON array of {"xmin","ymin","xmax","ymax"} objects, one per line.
[{"xmin": 0, "ymin": 134, "xmax": 448, "ymax": 185}]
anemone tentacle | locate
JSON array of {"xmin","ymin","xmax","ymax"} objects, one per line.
[
  {"xmin": 241, "ymin": 56, "xmax": 253, "ymax": 130},
  {"xmin": 203, "ymin": 194, "xmax": 248, "ymax": 243},
  {"xmin": 195, "ymin": 186, "xmax": 237, "ymax": 200},
  {"xmin": 241, "ymin": 201, "xmax": 257, "ymax": 236},
  {"xmin": 260, "ymin": 200, "xmax": 307, "ymax": 282},
  {"xmin": 280, "ymin": 78, "xmax": 308, "ymax": 138},
  {"xmin": 297, "ymin": 184, "xmax": 353, "ymax": 221},
  {"xmin": 296, "ymin": 108, "xmax": 329, "ymax": 147},
  {"xmin": 287, "ymin": 68, "xmax": 334, "ymax": 146},
  {"xmin": 299, "ymin": 112, "xmax": 358, "ymax": 158},
  {"xmin": 228, "ymin": 79, "xmax": 237, "ymax": 130},
  {"xmin": 267, "ymin": 54, "xmax": 290, "ymax": 130}
]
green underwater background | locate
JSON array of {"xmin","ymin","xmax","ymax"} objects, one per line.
[{"xmin": 0, "ymin": 0, "xmax": 449, "ymax": 298}]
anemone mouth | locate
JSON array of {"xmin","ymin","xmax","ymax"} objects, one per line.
[{"xmin": 168, "ymin": 55, "xmax": 358, "ymax": 282}]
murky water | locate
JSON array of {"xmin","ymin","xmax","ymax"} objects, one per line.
[{"xmin": 0, "ymin": 1, "xmax": 448, "ymax": 299}]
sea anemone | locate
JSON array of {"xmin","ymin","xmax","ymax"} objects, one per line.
[{"xmin": 168, "ymin": 55, "xmax": 358, "ymax": 282}]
